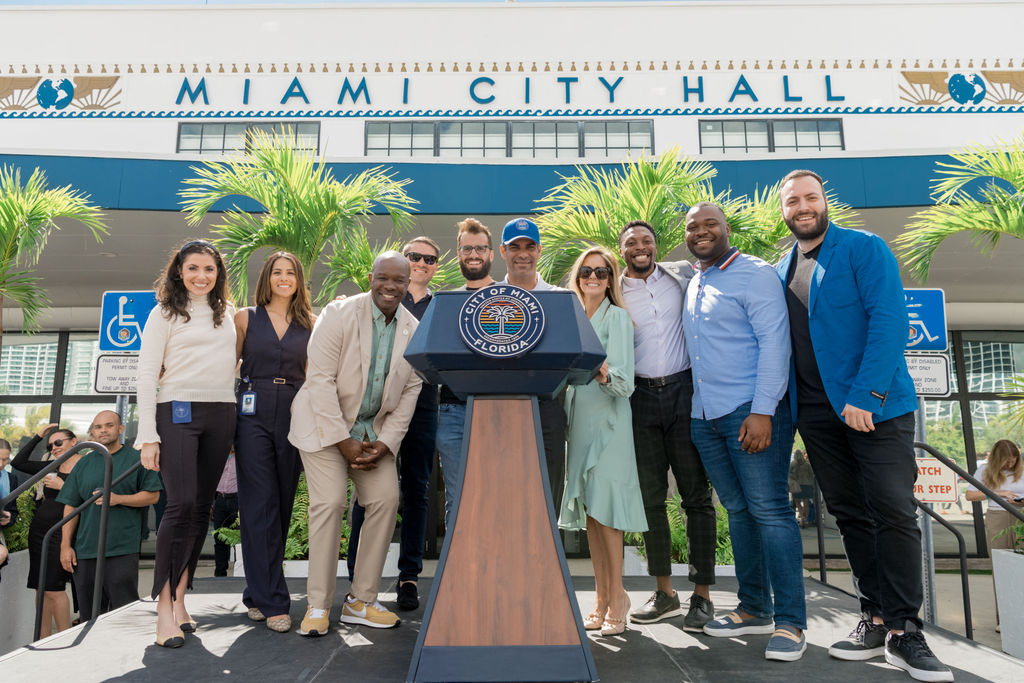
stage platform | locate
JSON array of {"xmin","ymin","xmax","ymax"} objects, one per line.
[{"xmin": 2, "ymin": 575, "xmax": 1019, "ymax": 682}]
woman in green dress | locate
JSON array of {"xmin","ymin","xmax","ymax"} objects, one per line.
[{"xmin": 560, "ymin": 245, "xmax": 648, "ymax": 636}]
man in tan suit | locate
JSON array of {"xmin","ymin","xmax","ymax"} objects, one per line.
[{"xmin": 289, "ymin": 252, "xmax": 423, "ymax": 635}]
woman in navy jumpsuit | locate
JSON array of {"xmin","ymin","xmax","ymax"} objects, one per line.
[{"xmin": 234, "ymin": 251, "xmax": 313, "ymax": 633}]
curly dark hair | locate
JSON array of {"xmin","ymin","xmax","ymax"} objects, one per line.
[{"xmin": 156, "ymin": 240, "xmax": 230, "ymax": 326}]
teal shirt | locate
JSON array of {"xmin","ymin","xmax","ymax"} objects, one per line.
[
  {"xmin": 56, "ymin": 445, "xmax": 163, "ymax": 559},
  {"xmin": 350, "ymin": 302, "xmax": 397, "ymax": 443}
]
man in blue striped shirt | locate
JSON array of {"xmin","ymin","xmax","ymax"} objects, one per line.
[{"xmin": 681, "ymin": 202, "xmax": 807, "ymax": 662}]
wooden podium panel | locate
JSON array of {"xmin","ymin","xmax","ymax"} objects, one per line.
[{"xmin": 407, "ymin": 397, "xmax": 597, "ymax": 682}]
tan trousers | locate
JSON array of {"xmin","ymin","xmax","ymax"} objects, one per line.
[
  {"xmin": 986, "ymin": 507, "xmax": 1020, "ymax": 624},
  {"xmin": 300, "ymin": 446, "xmax": 399, "ymax": 608}
]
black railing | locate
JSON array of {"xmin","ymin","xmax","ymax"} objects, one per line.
[
  {"xmin": 808, "ymin": 441, "xmax": 1024, "ymax": 641},
  {"xmin": 0, "ymin": 441, "xmax": 113, "ymax": 642}
]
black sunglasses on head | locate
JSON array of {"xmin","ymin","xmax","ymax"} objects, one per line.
[
  {"xmin": 47, "ymin": 438, "xmax": 68, "ymax": 452},
  {"xmin": 406, "ymin": 252, "xmax": 438, "ymax": 265},
  {"xmin": 578, "ymin": 266, "xmax": 611, "ymax": 280}
]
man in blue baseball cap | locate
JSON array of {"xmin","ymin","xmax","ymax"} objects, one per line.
[
  {"xmin": 499, "ymin": 217, "xmax": 558, "ymax": 291},
  {"xmin": 498, "ymin": 217, "xmax": 567, "ymax": 511}
]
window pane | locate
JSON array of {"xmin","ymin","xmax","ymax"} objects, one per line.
[
  {"xmin": 961, "ymin": 336, "xmax": 1024, "ymax": 393},
  {"xmin": 773, "ymin": 120, "xmax": 796, "ymax": 148},
  {"xmin": 223, "ymin": 123, "xmax": 248, "ymax": 152},
  {"xmin": 511, "ymin": 147, "xmax": 533, "ymax": 159},
  {"xmin": 745, "ymin": 121, "xmax": 770, "ymax": 148},
  {"xmin": 970, "ymin": 399, "xmax": 1024, "ymax": 462},
  {"xmin": 795, "ymin": 120, "xmax": 819, "ymax": 148},
  {"xmin": 63, "ymin": 335, "xmax": 102, "ymax": 396},
  {"xmin": 178, "ymin": 124, "xmax": 201, "ymax": 151},
  {"xmin": 366, "ymin": 123, "xmax": 389, "ymax": 151},
  {"xmin": 722, "ymin": 121, "xmax": 746, "ymax": 148},
  {"xmin": 584, "ymin": 122, "xmax": 606, "ymax": 148},
  {"xmin": 461, "ymin": 122, "xmax": 484, "ymax": 147},
  {"xmin": 557, "ymin": 122, "xmax": 578, "ymax": 147},
  {"xmin": 534, "ymin": 122, "xmax": 556, "ymax": 148},
  {"xmin": 200, "ymin": 123, "xmax": 225, "ymax": 153},
  {"xmin": 606, "ymin": 122, "xmax": 628, "ymax": 148},
  {"xmin": 925, "ymin": 400, "xmax": 967, "ymax": 468},
  {"xmin": 0, "ymin": 334, "xmax": 59, "ymax": 394},
  {"xmin": 511, "ymin": 123, "xmax": 533, "ymax": 147},
  {"xmin": 0, "ymin": 403, "xmax": 51, "ymax": 447},
  {"xmin": 700, "ymin": 121, "xmax": 723, "ymax": 150},
  {"xmin": 818, "ymin": 120, "xmax": 842, "ymax": 148}
]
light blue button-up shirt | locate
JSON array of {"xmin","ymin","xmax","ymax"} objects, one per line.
[{"xmin": 685, "ymin": 247, "xmax": 791, "ymax": 421}]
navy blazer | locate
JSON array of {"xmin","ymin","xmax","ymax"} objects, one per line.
[{"xmin": 776, "ymin": 223, "xmax": 917, "ymax": 422}]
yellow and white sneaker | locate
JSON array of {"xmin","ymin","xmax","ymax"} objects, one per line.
[
  {"xmin": 297, "ymin": 606, "xmax": 330, "ymax": 637},
  {"xmin": 340, "ymin": 596, "xmax": 401, "ymax": 629}
]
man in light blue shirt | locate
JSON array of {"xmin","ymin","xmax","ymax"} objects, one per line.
[{"xmin": 682, "ymin": 203, "xmax": 806, "ymax": 662}]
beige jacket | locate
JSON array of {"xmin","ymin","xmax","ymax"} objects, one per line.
[{"xmin": 288, "ymin": 292, "xmax": 423, "ymax": 454}]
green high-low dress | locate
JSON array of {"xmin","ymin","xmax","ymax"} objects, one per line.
[{"xmin": 559, "ymin": 298, "xmax": 648, "ymax": 533}]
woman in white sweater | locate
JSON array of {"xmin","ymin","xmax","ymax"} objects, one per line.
[{"xmin": 137, "ymin": 240, "xmax": 237, "ymax": 648}]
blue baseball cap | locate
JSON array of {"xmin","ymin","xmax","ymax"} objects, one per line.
[{"xmin": 501, "ymin": 217, "xmax": 541, "ymax": 246}]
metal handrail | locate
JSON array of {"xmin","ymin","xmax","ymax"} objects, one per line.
[
  {"xmin": 914, "ymin": 500, "xmax": 973, "ymax": 640},
  {"xmin": 35, "ymin": 459, "xmax": 142, "ymax": 641},
  {"xmin": 915, "ymin": 441, "xmax": 1024, "ymax": 524},
  {"xmin": 1, "ymin": 441, "xmax": 113, "ymax": 642}
]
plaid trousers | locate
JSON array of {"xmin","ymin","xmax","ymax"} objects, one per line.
[{"xmin": 630, "ymin": 370, "xmax": 717, "ymax": 584}]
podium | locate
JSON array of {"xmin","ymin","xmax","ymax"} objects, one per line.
[{"xmin": 404, "ymin": 287, "xmax": 605, "ymax": 683}]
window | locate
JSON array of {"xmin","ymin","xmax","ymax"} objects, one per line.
[
  {"xmin": 365, "ymin": 119, "xmax": 655, "ymax": 159},
  {"xmin": 699, "ymin": 119, "xmax": 844, "ymax": 153},
  {"xmin": 177, "ymin": 122, "xmax": 320, "ymax": 154}
]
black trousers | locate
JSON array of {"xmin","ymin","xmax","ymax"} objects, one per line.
[
  {"xmin": 538, "ymin": 395, "xmax": 568, "ymax": 516},
  {"xmin": 630, "ymin": 370, "xmax": 716, "ymax": 584},
  {"xmin": 74, "ymin": 553, "xmax": 139, "ymax": 622},
  {"xmin": 234, "ymin": 385, "xmax": 302, "ymax": 616},
  {"xmin": 797, "ymin": 403, "xmax": 922, "ymax": 629},
  {"xmin": 152, "ymin": 402, "xmax": 235, "ymax": 599},
  {"xmin": 212, "ymin": 493, "xmax": 239, "ymax": 577}
]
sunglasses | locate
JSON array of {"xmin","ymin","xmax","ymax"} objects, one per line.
[
  {"xmin": 458, "ymin": 245, "xmax": 491, "ymax": 255},
  {"xmin": 47, "ymin": 438, "xmax": 68, "ymax": 452},
  {"xmin": 405, "ymin": 252, "xmax": 438, "ymax": 266},
  {"xmin": 578, "ymin": 266, "xmax": 611, "ymax": 280}
]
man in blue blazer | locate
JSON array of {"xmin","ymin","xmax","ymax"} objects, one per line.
[{"xmin": 776, "ymin": 170, "xmax": 950, "ymax": 683}]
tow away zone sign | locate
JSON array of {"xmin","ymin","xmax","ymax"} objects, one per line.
[{"xmin": 94, "ymin": 354, "xmax": 139, "ymax": 394}]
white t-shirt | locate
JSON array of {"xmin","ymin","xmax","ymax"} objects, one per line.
[{"xmin": 968, "ymin": 462, "xmax": 1024, "ymax": 510}]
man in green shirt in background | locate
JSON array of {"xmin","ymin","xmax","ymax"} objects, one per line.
[{"xmin": 59, "ymin": 410, "xmax": 162, "ymax": 621}]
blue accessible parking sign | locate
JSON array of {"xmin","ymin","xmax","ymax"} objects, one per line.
[
  {"xmin": 99, "ymin": 291, "xmax": 158, "ymax": 352},
  {"xmin": 904, "ymin": 288, "xmax": 947, "ymax": 352}
]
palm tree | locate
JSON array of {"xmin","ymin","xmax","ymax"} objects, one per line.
[
  {"xmin": 0, "ymin": 165, "xmax": 106, "ymax": 362},
  {"xmin": 179, "ymin": 128, "xmax": 418, "ymax": 303},
  {"xmin": 321, "ymin": 225, "xmax": 465, "ymax": 294},
  {"xmin": 535, "ymin": 147, "xmax": 860, "ymax": 284},
  {"xmin": 896, "ymin": 135, "xmax": 1024, "ymax": 282}
]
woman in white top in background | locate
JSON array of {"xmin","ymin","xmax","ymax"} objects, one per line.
[
  {"xmin": 137, "ymin": 240, "xmax": 237, "ymax": 648},
  {"xmin": 966, "ymin": 439, "xmax": 1024, "ymax": 630}
]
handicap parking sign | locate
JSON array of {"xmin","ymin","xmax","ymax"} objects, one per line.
[
  {"xmin": 904, "ymin": 289, "xmax": 947, "ymax": 352},
  {"xmin": 99, "ymin": 291, "xmax": 158, "ymax": 352}
]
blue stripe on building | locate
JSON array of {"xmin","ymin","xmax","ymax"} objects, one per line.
[{"xmin": 0, "ymin": 153, "xmax": 944, "ymax": 213}]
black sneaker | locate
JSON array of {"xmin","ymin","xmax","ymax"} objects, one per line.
[
  {"xmin": 396, "ymin": 582, "xmax": 419, "ymax": 611},
  {"xmin": 885, "ymin": 621, "xmax": 953, "ymax": 682},
  {"xmin": 629, "ymin": 590, "xmax": 683, "ymax": 624},
  {"xmin": 829, "ymin": 615, "xmax": 888, "ymax": 660},
  {"xmin": 682, "ymin": 594, "xmax": 715, "ymax": 633}
]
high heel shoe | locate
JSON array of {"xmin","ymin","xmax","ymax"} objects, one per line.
[
  {"xmin": 583, "ymin": 610, "xmax": 605, "ymax": 631},
  {"xmin": 155, "ymin": 625, "xmax": 185, "ymax": 649},
  {"xmin": 601, "ymin": 593, "xmax": 631, "ymax": 637},
  {"xmin": 178, "ymin": 619, "xmax": 197, "ymax": 633}
]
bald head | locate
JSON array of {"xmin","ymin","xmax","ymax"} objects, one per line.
[
  {"xmin": 369, "ymin": 250, "xmax": 412, "ymax": 321},
  {"xmin": 90, "ymin": 410, "xmax": 125, "ymax": 450}
]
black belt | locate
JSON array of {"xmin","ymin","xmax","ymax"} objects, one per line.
[
  {"xmin": 249, "ymin": 377, "xmax": 299, "ymax": 387},
  {"xmin": 635, "ymin": 370, "xmax": 689, "ymax": 388},
  {"xmin": 216, "ymin": 492, "xmax": 237, "ymax": 499}
]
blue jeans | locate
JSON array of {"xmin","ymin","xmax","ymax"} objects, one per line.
[
  {"xmin": 691, "ymin": 401, "xmax": 806, "ymax": 630},
  {"xmin": 436, "ymin": 402, "xmax": 467, "ymax": 530}
]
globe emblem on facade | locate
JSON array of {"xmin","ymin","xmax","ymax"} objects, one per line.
[
  {"xmin": 36, "ymin": 79, "xmax": 75, "ymax": 110},
  {"xmin": 459, "ymin": 285, "xmax": 546, "ymax": 359},
  {"xmin": 947, "ymin": 74, "xmax": 986, "ymax": 105}
]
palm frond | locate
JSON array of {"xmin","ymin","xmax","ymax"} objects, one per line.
[
  {"xmin": 320, "ymin": 225, "xmax": 405, "ymax": 300},
  {"xmin": 430, "ymin": 250, "xmax": 468, "ymax": 291},
  {"xmin": 930, "ymin": 137, "xmax": 1024, "ymax": 203},
  {"xmin": 179, "ymin": 129, "xmax": 417, "ymax": 302}
]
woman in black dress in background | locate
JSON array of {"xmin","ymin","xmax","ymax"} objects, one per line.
[{"xmin": 11, "ymin": 424, "xmax": 81, "ymax": 637}]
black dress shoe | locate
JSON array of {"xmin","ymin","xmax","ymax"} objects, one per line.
[{"xmin": 397, "ymin": 582, "xmax": 419, "ymax": 611}]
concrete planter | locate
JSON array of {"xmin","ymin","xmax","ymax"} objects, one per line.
[
  {"xmin": 232, "ymin": 543, "xmax": 401, "ymax": 579},
  {"xmin": 0, "ymin": 550, "xmax": 36, "ymax": 656},
  {"xmin": 623, "ymin": 545, "xmax": 735, "ymax": 577},
  {"xmin": 992, "ymin": 549, "xmax": 1024, "ymax": 658}
]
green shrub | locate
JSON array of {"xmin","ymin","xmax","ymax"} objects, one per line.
[
  {"xmin": 625, "ymin": 494, "xmax": 733, "ymax": 565},
  {"xmin": 4, "ymin": 490, "xmax": 35, "ymax": 553}
]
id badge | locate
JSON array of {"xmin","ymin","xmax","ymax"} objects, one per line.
[
  {"xmin": 240, "ymin": 391, "xmax": 257, "ymax": 416},
  {"xmin": 171, "ymin": 400, "xmax": 192, "ymax": 424}
]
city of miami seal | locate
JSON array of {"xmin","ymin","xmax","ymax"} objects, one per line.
[{"xmin": 459, "ymin": 284, "xmax": 546, "ymax": 359}]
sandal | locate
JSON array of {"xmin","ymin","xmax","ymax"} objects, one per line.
[{"xmin": 584, "ymin": 610, "xmax": 605, "ymax": 631}]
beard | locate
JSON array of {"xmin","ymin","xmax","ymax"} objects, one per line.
[
  {"xmin": 460, "ymin": 257, "xmax": 492, "ymax": 281},
  {"xmin": 627, "ymin": 256, "xmax": 655, "ymax": 275},
  {"xmin": 784, "ymin": 207, "xmax": 830, "ymax": 241}
]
